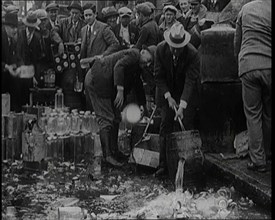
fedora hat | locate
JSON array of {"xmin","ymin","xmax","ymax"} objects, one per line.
[
  {"xmin": 164, "ymin": 22, "xmax": 190, "ymax": 48},
  {"xmin": 34, "ymin": 9, "xmax": 48, "ymax": 20},
  {"xmin": 45, "ymin": 3, "xmax": 59, "ymax": 12},
  {"xmin": 67, "ymin": 1, "xmax": 82, "ymax": 12},
  {"xmin": 3, "ymin": 12, "xmax": 18, "ymax": 27},
  {"xmin": 22, "ymin": 11, "xmax": 41, "ymax": 28}
]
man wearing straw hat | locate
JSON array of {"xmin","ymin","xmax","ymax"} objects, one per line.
[{"xmin": 154, "ymin": 22, "xmax": 200, "ymax": 177}]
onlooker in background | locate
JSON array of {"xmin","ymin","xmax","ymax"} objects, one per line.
[
  {"xmin": 155, "ymin": 1, "xmax": 176, "ymax": 26},
  {"xmin": 184, "ymin": 0, "xmax": 207, "ymax": 49},
  {"xmin": 80, "ymin": 3, "xmax": 119, "ymax": 65},
  {"xmin": 2, "ymin": 13, "xmax": 21, "ymax": 111},
  {"xmin": 80, "ymin": 3, "xmax": 120, "ymax": 111},
  {"xmin": 112, "ymin": 0, "xmax": 129, "ymax": 10},
  {"xmin": 154, "ymin": 23, "xmax": 200, "ymax": 176},
  {"xmin": 55, "ymin": 1, "xmax": 85, "ymax": 43},
  {"xmin": 45, "ymin": 3, "xmax": 61, "ymax": 29},
  {"xmin": 234, "ymin": 0, "xmax": 271, "ymax": 173},
  {"xmin": 176, "ymin": 0, "xmax": 190, "ymax": 23},
  {"xmin": 34, "ymin": 9, "xmax": 64, "ymax": 87},
  {"xmin": 101, "ymin": 6, "xmax": 119, "ymax": 30},
  {"xmin": 16, "ymin": 11, "xmax": 42, "ymax": 110},
  {"xmin": 134, "ymin": 2, "xmax": 160, "ymax": 49},
  {"xmin": 113, "ymin": 6, "xmax": 139, "ymax": 49},
  {"xmin": 159, "ymin": 5, "xmax": 179, "ymax": 41},
  {"xmin": 84, "ymin": 46, "xmax": 155, "ymax": 166}
]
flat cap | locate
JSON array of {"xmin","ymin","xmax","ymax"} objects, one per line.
[
  {"xmin": 136, "ymin": 3, "xmax": 152, "ymax": 16},
  {"xmin": 163, "ymin": 5, "xmax": 178, "ymax": 14},
  {"xmin": 45, "ymin": 3, "xmax": 59, "ymax": 12},
  {"xmin": 118, "ymin": 6, "xmax": 132, "ymax": 17},
  {"xmin": 102, "ymin": 6, "xmax": 119, "ymax": 19}
]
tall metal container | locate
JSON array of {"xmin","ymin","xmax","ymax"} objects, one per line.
[
  {"xmin": 200, "ymin": 25, "xmax": 239, "ymax": 83},
  {"xmin": 199, "ymin": 24, "xmax": 246, "ymax": 153}
]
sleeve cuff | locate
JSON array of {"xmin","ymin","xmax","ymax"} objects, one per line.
[
  {"xmin": 164, "ymin": 92, "xmax": 171, "ymax": 99},
  {"xmin": 179, "ymin": 100, "xmax": 188, "ymax": 109},
  {"xmin": 117, "ymin": 86, "xmax": 124, "ymax": 91}
]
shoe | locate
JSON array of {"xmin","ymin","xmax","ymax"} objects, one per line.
[
  {"xmin": 247, "ymin": 162, "xmax": 267, "ymax": 173},
  {"xmin": 106, "ymin": 156, "xmax": 123, "ymax": 167}
]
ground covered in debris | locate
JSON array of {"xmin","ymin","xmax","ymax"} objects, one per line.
[{"xmin": 2, "ymin": 160, "xmax": 271, "ymax": 219}]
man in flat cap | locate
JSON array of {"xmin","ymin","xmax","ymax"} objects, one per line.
[
  {"xmin": 134, "ymin": 2, "xmax": 160, "ymax": 50},
  {"xmin": 154, "ymin": 22, "xmax": 200, "ymax": 177},
  {"xmin": 159, "ymin": 5, "xmax": 179, "ymax": 41},
  {"xmin": 113, "ymin": 6, "xmax": 139, "ymax": 49},
  {"xmin": 45, "ymin": 3, "xmax": 61, "ymax": 29},
  {"xmin": 101, "ymin": 6, "xmax": 119, "ymax": 30},
  {"xmin": 55, "ymin": 1, "xmax": 86, "ymax": 43}
]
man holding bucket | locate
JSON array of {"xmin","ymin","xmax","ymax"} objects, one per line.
[{"xmin": 154, "ymin": 22, "xmax": 200, "ymax": 177}]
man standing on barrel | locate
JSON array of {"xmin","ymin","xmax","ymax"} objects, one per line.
[{"xmin": 154, "ymin": 22, "xmax": 200, "ymax": 177}]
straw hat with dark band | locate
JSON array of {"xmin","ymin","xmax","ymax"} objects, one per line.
[
  {"xmin": 164, "ymin": 23, "xmax": 190, "ymax": 48},
  {"xmin": 22, "ymin": 11, "xmax": 41, "ymax": 28}
]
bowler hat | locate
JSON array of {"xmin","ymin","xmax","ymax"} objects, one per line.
[
  {"xmin": 22, "ymin": 11, "xmax": 41, "ymax": 28},
  {"xmin": 136, "ymin": 3, "xmax": 152, "ymax": 16},
  {"xmin": 3, "ymin": 12, "xmax": 18, "ymax": 27},
  {"xmin": 102, "ymin": 6, "xmax": 119, "ymax": 19},
  {"xmin": 67, "ymin": 1, "xmax": 82, "ymax": 12},
  {"xmin": 45, "ymin": 3, "xmax": 59, "ymax": 12},
  {"xmin": 164, "ymin": 22, "xmax": 190, "ymax": 48}
]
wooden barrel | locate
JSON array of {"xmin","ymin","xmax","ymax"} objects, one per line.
[
  {"xmin": 201, "ymin": 24, "xmax": 238, "ymax": 83},
  {"xmin": 166, "ymin": 130, "xmax": 205, "ymax": 187}
]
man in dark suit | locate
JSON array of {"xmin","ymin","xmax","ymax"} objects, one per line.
[
  {"xmin": 2, "ymin": 13, "xmax": 21, "ymax": 111},
  {"xmin": 154, "ymin": 22, "xmax": 200, "ymax": 176},
  {"xmin": 112, "ymin": 6, "xmax": 139, "ymax": 49},
  {"xmin": 55, "ymin": 1, "xmax": 86, "ymax": 43},
  {"xmin": 80, "ymin": 3, "xmax": 119, "ymax": 60},
  {"xmin": 84, "ymin": 46, "xmax": 156, "ymax": 167}
]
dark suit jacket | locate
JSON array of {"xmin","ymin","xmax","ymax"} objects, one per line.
[
  {"xmin": 154, "ymin": 41, "xmax": 200, "ymax": 107},
  {"xmin": 80, "ymin": 20, "xmax": 119, "ymax": 59},
  {"xmin": 85, "ymin": 48, "xmax": 146, "ymax": 105},
  {"xmin": 2, "ymin": 27, "xmax": 18, "ymax": 93},
  {"xmin": 135, "ymin": 18, "xmax": 160, "ymax": 50},
  {"xmin": 112, "ymin": 22, "xmax": 139, "ymax": 49},
  {"xmin": 56, "ymin": 16, "xmax": 86, "ymax": 43}
]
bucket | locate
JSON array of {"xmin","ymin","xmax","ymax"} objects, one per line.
[{"xmin": 166, "ymin": 130, "xmax": 205, "ymax": 187}]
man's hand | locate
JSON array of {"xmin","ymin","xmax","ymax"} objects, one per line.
[
  {"xmin": 167, "ymin": 96, "xmax": 177, "ymax": 109},
  {"xmin": 174, "ymin": 106, "xmax": 185, "ymax": 121},
  {"xmin": 58, "ymin": 42, "xmax": 64, "ymax": 55},
  {"xmin": 33, "ymin": 77, "xmax": 38, "ymax": 87},
  {"xmin": 5, "ymin": 64, "xmax": 18, "ymax": 77},
  {"xmin": 114, "ymin": 89, "xmax": 124, "ymax": 109}
]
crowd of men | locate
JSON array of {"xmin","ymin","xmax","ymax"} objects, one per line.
[{"xmin": 2, "ymin": 0, "xmax": 271, "ymax": 174}]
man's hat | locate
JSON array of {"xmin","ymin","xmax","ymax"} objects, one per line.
[
  {"xmin": 45, "ymin": 3, "xmax": 59, "ymax": 12},
  {"xmin": 163, "ymin": 5, "xmax": 178, "ymax": 14},
  {"xmin": 136, "ymin": 3, "xmax": 152, "ymax": 16},
  {"xmin": 164, "ymin": 22, "xmax": 190, "ymax": 48},
  {"xmin": 144, "ymin": 45, "xmax": 157, "ymax": 59},
  {"xmin": 118, "ymin": 6, "xmax": 132, "ymax": 17},
  {"xmin": 102, "ymin": 6, "xmax": 119, "ymax": 19},
  {"xmin": 34, "ymin": 9, "xmax": 48, "ymax": 20},
  {"xmin": 83, "ymin": 3, "xmax": 96, "ymax": 12},
  {"xmin": 5, "ymin": 5, "xmax": 19, "ymax": 14},
  {"xmin": 67, "ymin": 1, "xmax": 82, "ymax": 12},
  {"xmin": 3, "ymin": 12, "xmax": 18, "ymax": 27},
  {"xmin": 112, "ymin": 0, "xmax": 129, "ymax": 6},
  {"xmin": 22, "ymin": 11, "xmax": 41, "ymax": 28}
]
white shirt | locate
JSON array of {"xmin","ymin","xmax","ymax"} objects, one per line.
[{"xmin": 119, "ymin": 24, "xmax": 130, "ymax": 44}]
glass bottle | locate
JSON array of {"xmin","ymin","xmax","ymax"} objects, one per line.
[
  {"xmin": 71, "ymin": 110, "xmax": 80, "ymax": 135},
  {"xmin": 55, "ymin": 89, "xmax": 64, "ymax": 110},
  {"xmin": 81, "ymin": 111, "xmax": 91, "ymax": 134},
  {"xmin": 91, "ymin": 112, "xmax": 99, "ymax": 134},
  {"xmin": 56, "ymin": 113, "xmax": 66, "ymax": 137},
  {"xmin": 38, "ymin": 112, "xmax": 48, "ymax": 134},
  {"xmin": 74, "ymin": 73, "xmax": 83, "ymax": 93},
  {"xmin": 46, "ymin": 113, "xmax": 56, "ymax": 138}
]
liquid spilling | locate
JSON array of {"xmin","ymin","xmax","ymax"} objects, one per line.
[{"xmin": 175, "ymin": 158, "xmax": 185, "ymax": 192}]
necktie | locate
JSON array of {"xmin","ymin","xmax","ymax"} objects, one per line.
[
  {"xmin": 87, "ymin": 25, "xmax": 91, "ymax": 43},
  {"xmin": 27, "ymin": 30, "xmax": 32, "ymax": 45}
]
